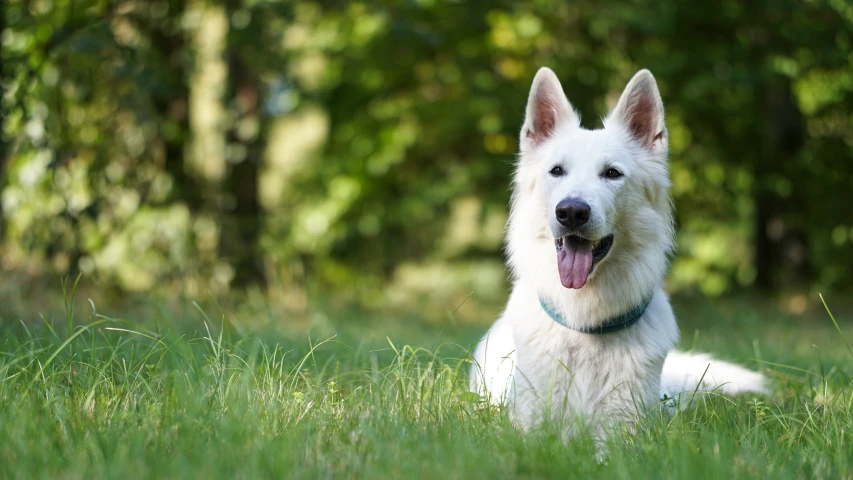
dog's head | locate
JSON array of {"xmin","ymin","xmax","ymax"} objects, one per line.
[{"xmin": 509, "ymin": 68, "xmax": 674, "ymax": 292}]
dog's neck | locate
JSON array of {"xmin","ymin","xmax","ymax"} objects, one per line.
[
  {"xmin": 531, "ymin": 245, "xmax": 667, "ymax": 331},
  {"xmin": 538, "ymin": 293, "xmax": 653, "ymax": 333}
]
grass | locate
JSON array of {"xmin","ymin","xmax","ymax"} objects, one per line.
[{"xmin": 1, "ymin": 287, "xmax": 852, "ymax": 479}]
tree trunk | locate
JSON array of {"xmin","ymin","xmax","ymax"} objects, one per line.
[
  {"xmin": 0, "ymin": 0, "xmax": 7, "ymax": 245},
  {"xmin": 752, "ymin": 191, "xmax": 775, "ymax": 290},
  {"xmin": 139, "ymin": 6, "xmax": 201, "ymax": 214},
  {"xmin": 186, "ymin": 0, "xmax": 228, "ymax": 189},
  {"xmin": 753, "ymin": 77, "xmax": 805, "ymax": 289},
  {"xmin": 222, "ymin": 50, "xmax": 263, "ymax": 286},
  {"xmin": 186, "ymin": 0, "xmax": 230, "ymax": 291}
]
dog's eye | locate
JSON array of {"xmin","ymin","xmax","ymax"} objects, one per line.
[
  {"xmin": 602, "ymin": 168, "xmax": 623, "ymax": 179},
  {"xmin": 549, "ymin": 166, "xmax": 565, "ymax": 177}
]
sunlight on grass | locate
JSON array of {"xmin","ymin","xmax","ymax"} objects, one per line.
[{"xmin": 0, "ymin": 294, "xmax": 851, "ymax": 478}]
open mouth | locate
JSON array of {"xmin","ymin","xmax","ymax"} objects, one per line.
[{"xmin": 554, "ymin": 234, "xmax": 614, "ymax": 289}]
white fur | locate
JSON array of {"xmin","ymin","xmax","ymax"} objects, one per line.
[
  {"xmin": 661, "ymin": 351, "xmax": 768, "ymax": 398},
  {"xmin": 470, "ymin": 67, "xmax": 767, "ymax": 432}
]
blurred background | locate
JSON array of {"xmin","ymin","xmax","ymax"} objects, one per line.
[{"xmin": 1, "ymin": 0, "xmax": 852, "ymax": 322}]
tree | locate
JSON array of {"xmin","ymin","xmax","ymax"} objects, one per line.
[
  {"xmin": 1, "ymin": 0, "xmax": 851, "ymax": 300},
  {"xmin": 0, "ymin": 0, "xmax": 7, "ymax": 244}
]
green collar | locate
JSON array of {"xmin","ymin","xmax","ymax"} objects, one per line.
[{"xmin": 538, "ymin": 295, "xmax": 653, "ymax": 334}]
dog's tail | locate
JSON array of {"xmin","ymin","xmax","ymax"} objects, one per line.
[{"xmin": 660, "ymin": 350, "xmax": 768, "ymax": 399}]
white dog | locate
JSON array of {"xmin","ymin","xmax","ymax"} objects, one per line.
[{"xmin": 470, "ymin": 67, "xmax": 767, "ymax": 432}]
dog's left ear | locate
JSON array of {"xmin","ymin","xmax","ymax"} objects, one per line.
[{"xmin": 606, "ymin": 70, "xmax": 667, "ymax": 153}]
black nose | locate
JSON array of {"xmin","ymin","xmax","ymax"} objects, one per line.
[{"xmin": 555, "ymin": 198, "xmax": 591, "ymax": 229}]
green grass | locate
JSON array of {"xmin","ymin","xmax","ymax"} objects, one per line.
[{"xmin": 1, "ymin": 289, "xmax": 852, "ymax": 479}]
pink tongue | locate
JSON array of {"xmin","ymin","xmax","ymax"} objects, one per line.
[{"xmin": 557, "ymin": 237, "xmax": 593, "ymax": 289}]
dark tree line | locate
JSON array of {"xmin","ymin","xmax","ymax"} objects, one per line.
[{"xmin": 0, "ymin": 0, "xmax": 851, "ymax": 300}]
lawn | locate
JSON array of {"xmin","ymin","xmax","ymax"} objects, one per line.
[{"xmin": 1, "ymin": 286, "xmax": 851, "ymax": 479}]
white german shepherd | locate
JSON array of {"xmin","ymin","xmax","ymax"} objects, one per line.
[{"xmin": 470, "ymin": 68, "xmax": 767, "ymax": 431}]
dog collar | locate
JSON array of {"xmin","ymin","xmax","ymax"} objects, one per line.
[{"xmin": 538, "ymin": 295, "xmax": 652, "ymax": 334}]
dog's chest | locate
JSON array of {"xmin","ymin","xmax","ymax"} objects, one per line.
[{"xmin": 513, "ymin": 324, "xmax": 664, "ymax": 421}]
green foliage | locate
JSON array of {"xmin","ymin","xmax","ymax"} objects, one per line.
[
  {"xmin": 1, "ymin": 0, "xmax": 852, "ymax": 300},
  {"xmin": 1, "ymin": 293, "xmax": 852, "ymax": 478}
]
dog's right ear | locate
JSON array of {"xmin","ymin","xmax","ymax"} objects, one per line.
[{"xmin": 520, "ymin": 67, "xmax": 579, "ymax": 153}]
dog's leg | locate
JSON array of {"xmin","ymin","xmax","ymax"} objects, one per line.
[{"xmin": 470, "ymin": 316, "xmax": 516, "ymax": 405}]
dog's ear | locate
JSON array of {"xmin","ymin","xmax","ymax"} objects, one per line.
[
  {"xmin": 606, "ymin": 69, "xmax": 667, "ymax": 153},
  {"xmin": 520, "ymin": 67, "xmax": 579, "ymax": 152}
]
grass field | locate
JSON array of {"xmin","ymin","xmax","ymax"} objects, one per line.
[{"xmin": 1, "ymin": 286, "xmax": 852, "ymax": 479}]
